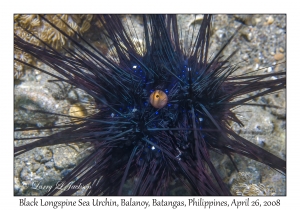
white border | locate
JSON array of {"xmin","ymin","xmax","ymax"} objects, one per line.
[{"xmin": 2, "ymin": 0, "xmax": 297, "ymax": 209}]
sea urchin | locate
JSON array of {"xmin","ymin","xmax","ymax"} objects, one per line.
[{"xmin": 14, "ymin": 14, "xmax": 286, "ymax": 196}]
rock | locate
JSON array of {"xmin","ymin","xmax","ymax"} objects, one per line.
[
  {"xmin": 69, "ymin": 103, "xmax": 87, "ymax": 123},
  {"xmin": 36, "ymin": 148, "xmax": 53, "ymax": 163},
  {"xmin": 279, "ymin": 47, "xmax": 284, "ymax": 53},
  {"xmin": 53, "ymin": 146, "xmax": 78, "ymax": 170},
  {"xmin": 36, "ymin": 75, "xmax": 41, "ymax": 81},
  {"xmin": 267, "ymin": 16, "xmax": 274, "ymax": 25},
  {"xmin": 20, "ymin": 167, "xmax": 31, "ymax": 181},
  {"xmin": 31, "ymin": 162, "xmax": 41, "ymax": 172},
  {"xmin": 45, "ymin": 161, "xmax": 54, "ymax": 169},
  {"xmin": 274, "ymin": 53, "xmax": 284, "ymax": 61}
]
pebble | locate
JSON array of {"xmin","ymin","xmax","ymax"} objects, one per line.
[
  {"xmin": 267, "ymin": 16, "xmax": 274, "ymax": 25},
  {"xmin": 36, "ymin": 75, "xmax": 41, "ymax": 81},
  {"xmin": 241, "ymin": 29, "xmax": 253, "ymax": 42},
  {"xmin": 268, "ymin": 67, "xmax": 273, "ymax": 72},
  {"xmin": 69, "ymin": 103, "xmax": 87, "ymax": 123},
  {"xmin": 279, "ymin": 47, "xmax": 284, "ymax": 53},
  {"xmin": 254, "ymin": 58, "xmax": 260, "ymax": 64},
  {"xmin": 255, "ymin": 18, "xmax": 261, "ymax": 24},
  {"xmin": 242, "ymin": 54, "xmax": 249, "ymax": 60},
  {"xmin": 189, "ymin": 16, "xmax": 204, "ymax": 26},
  {"xmin": 215, "ymin": 29, "xmax": 226, "ymax": 39},
  {"xmin": 274, "ymin": 53, "xmax": 284, "ymax": 61}
]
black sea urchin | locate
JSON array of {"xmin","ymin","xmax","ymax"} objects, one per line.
[{"xmin": 14, "ymin": 14, "xmax": 286, "ymax": 195}]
